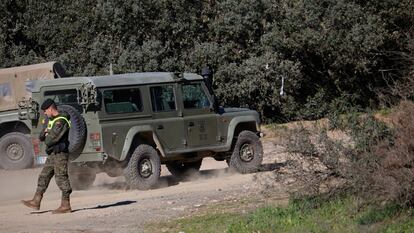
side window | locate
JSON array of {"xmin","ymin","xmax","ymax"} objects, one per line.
[
  {"xmin": 25, "ymin": 80, "xmax": 35, "ymax": 93},
  {"xmin": 150, "ymin": 85, "xmax": 176, "ymax": 112},
  {"xmin": 182, "ymin": 83, "xmax": 210, "ymax": 109},
  {"xmin": 104, "ymin": 88, "xmax": 143, "ymax": 114},
  {"xmin": 0, "ymin": 82, "xmax": 13, "ymax": 104}
]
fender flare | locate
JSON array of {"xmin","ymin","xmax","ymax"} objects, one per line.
[
  {"xmin": 120, "ymin": 125, "xmax": 166, "ymax": 161},
  {"xmin": 225, "ymin": 116, "xmax": 260, "ymax": 149}
]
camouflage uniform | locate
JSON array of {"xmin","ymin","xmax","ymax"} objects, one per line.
[{"xmin": 36, "ymin": 111, "xmax": 72, "ymax": 199}]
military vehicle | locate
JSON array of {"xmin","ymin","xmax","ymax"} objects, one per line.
[
  {"xmin": 19, "ymin": 69, "xmax": 263, "ymax": 190},
  {"xmin": 0, "ymin": 62, "xmax": 65, "ymax": 169}
]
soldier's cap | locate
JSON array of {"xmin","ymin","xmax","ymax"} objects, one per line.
[{"xmin": 41, "ymin": 99, "xmax": 56, "ymax": 110}]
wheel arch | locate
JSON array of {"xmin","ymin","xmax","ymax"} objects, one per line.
[
  {"xmin": 225, "ymin": 116, "xmax": 260, "ymax": 149},
  {"xmin": 0, "ymin": 121, "xmax": 31, "ymax": 138},
  {"xmin": 120, "ymin": 125, "xmax": 165, "ymax": 161}
]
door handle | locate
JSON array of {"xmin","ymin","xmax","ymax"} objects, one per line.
[
  {"xmin": 111, "ymin": 133, "xmax": 117, "ymax": 144},
  {"xmin": 157, "ymin": 125, "xmax": 164, "ymax": 130}
]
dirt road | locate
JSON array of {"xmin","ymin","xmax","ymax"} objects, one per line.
[{"xmin": 0, "ymin": 140, "xmax": 285, "ymax": 233}]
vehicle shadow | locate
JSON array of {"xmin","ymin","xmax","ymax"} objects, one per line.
[
  {"xmin": 163, "ymin": 161, "xmax": 286, "ymax": 183},
  {"xmin": 30, "ymin": 200, "xmax": 137, "ymax": 214},
  {"xmin": 95, "ymin": 176, "xmax": 181, "ymax": 190},
  {"xmin": 258, "ymin": 162, "xmax": 286, "ymax": 172},
  {"xmin": 94, "ymin": 161, "xmax": 285, "ymax": 190}
]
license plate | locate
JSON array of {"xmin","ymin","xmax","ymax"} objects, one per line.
[{"xmin": 35, "ymin": 156, "xmax": 47, "ymax": 165}]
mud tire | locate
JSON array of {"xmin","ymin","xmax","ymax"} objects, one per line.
[
  {"xmin": 68, "ymin": 164, "xmax": 96, "ymax": 190},
  {"xmin": 229, "ymin": 131, "xmax": 263, "ymax": 174},
  {"xmin": 124, "ymin": 144, "xmax": 161, "ymax": 190},
  {"xmin": 56, "ymin": 105, "xmax": 87, "ymax": 159},
  {"xmin": 0, "ymin": 132, "xmax": 34, "ymax": 170}
]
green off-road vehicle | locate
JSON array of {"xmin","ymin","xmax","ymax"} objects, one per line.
[{"xmin": 19, "ymin": 69, "xmax": 263, "ymax": 190}]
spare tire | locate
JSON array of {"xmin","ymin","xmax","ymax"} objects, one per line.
[{"xmin": 56, "ymin": 105, "xmax": 87, "ymax": 159}]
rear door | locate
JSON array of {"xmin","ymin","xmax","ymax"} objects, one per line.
[
  {"xmin": 149, "ymin": 84, "xmax": 186, "ymax": 151},
  {"xmin": 99, "ymin": 86, "xmax": 150, "ymax": 159}
]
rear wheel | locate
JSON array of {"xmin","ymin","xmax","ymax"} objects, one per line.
[
  {"xmin": 0, "ymin": 132, "xmax": 34, "ymax": 170},
  {"xmin": 229, "ymin": 131, "xmax": 263, "ymax": 174},
  {"xmin": 68, "ymin": 165, "xmax": 96, "ymax": 190},
  {"xmin": 124, "ymin": 144, "xmax": 161, "ymax": 190},
  {"xmin": 166, "ymin": 159, "xmax": 202, "ymax": 178}
]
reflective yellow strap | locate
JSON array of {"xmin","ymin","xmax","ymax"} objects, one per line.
[{"xmin": 46, "ymin": 116, "xmax": 71, "ymax": 130}]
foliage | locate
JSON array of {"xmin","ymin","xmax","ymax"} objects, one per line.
[
  {"xmin": 0, "ymin": 0, "xmax": 413, "ymax": 121},
  {"xmin": 272, "ymin": 100, "xmax": 414, "ymax": 211}
]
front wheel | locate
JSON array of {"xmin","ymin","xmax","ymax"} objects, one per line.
[
  {"xmin": 229, "ymin": 131, "xmax": 263, "ymax": 174},
  {"xmin": 124, "ymin": 144, "xmax": 161, "ymax": 190}
]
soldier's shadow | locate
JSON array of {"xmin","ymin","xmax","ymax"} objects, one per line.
[
  {"xmin": 71, "ymin": 200, "xmax": 136, "ymax": 213},
  {"xmin": 30, "ymin": 200, "xmax": 137, "ymax": 214}
]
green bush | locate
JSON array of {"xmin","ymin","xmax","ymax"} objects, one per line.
[{"xmin": 1, "ymin": 0, "xmax": 412, "ymax": 122}]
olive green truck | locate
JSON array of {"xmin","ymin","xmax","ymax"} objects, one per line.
[{"xmin": 0, "ymin": 62, "xmax": 65, "ymax": 169}]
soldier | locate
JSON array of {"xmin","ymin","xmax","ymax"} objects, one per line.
[{"xmin": 21, "ymin": 99, "xmax": 73, "ymax": 214}]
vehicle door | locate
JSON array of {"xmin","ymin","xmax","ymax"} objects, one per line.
[
  {"xmin": 149, "ymin": 84, "xmax": 186, "ymax": 151},
  {"xmin": 180, "ymin": 82, "xmax": 219, "ymax": 148},
  {"xmin": 99, "ymin": 87, "xmax": 150, "ymax": 159}
]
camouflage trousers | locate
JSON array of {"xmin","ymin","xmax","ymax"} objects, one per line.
[{"xmin": 36, "ymin": 152, "xmax": 72, "ymax": 199}]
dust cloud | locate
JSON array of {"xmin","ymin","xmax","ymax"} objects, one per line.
[{"xmin": 0, "ymin": 167, "xmax": 61, "ymax": 205}]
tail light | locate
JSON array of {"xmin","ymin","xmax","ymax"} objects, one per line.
[{"xmin": 89, "ymin": 133, "xmax": 101, "ymax": 152}]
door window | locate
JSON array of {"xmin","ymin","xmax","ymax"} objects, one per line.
[
  {"xmin": 150, "ymin": 85, "xmax": 176, "ymax": 112},
  {"xmin": 182, "ymin": 83, "xmax": 210, "ymax": 109}
]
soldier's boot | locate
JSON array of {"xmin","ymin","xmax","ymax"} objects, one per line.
[
  {"xmin": 52, "ymin": 198, "xmax": 72, "ymax": 214},
  {"xmin": 21, "ymin": 192, "xmax": 43, "ymax": 210}
]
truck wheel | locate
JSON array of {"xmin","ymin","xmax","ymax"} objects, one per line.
[
  {"xmin": 124, "ymin": 144, "xmax": 161, "ymax": 190},
  {"xmin": 0, "ymin": 132, "xmax": 34, "ymax": 170},
  {"xmin": 69, "ymin": 165, "xmax": 96, "ymax": 190},
  {"xmin": 229, "ymin": 131, "xmax": 263, "ymax": 174},
  {"xmin": 166, "ymin": 159, "xmax": 202, "ymax": 178},
  {"xmin": 57, "ymin": 105, "xmax": 87, "ymax": 159}
]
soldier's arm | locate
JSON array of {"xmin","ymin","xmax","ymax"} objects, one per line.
[
  {"xmin": 44, "ymin": 119, "xmax": 69, "ymax": 147},
  {"xmin": 39, "ymin": 130, "xmax": 47, "ymax": 142},
  {"xmin": 38, "ymin": 119, "xmax": 48, "ymax": 141}
]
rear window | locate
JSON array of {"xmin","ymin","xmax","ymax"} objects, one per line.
[
  {"xmin": 44, "ymin": 89, "xmax": 82, "ymax": 111},
  {"xmin": 104, "ymin": 88, "xmax": 143, "ymax": 114}
]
